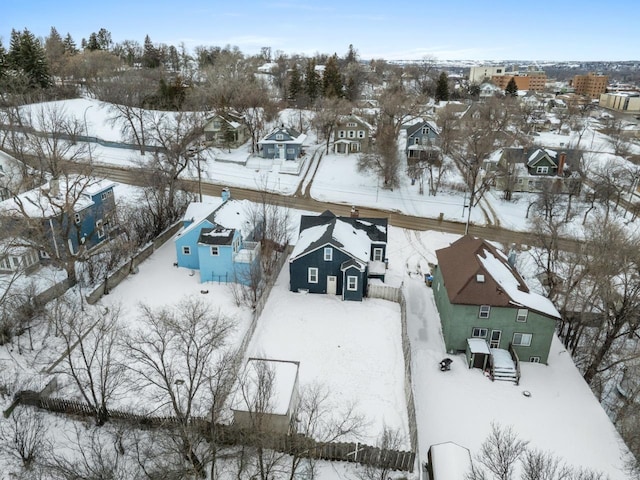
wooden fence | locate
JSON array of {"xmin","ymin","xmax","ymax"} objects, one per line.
[
  {"xmin": 11, "ymin": 390, "xmax": 414, "ymax": 472},
  {"xmin": 367, "ymin": 283, "xmax": 419, "ymax": 460}
]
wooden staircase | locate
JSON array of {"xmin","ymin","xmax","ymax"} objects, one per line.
[{"xmin": 489, "ymin": 347, "xmax": 521, "ymax": 384}]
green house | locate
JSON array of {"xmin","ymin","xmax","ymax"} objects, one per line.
[{"xmin": 432, "ymin": 236, "xmax": 560, "ymax": 365}]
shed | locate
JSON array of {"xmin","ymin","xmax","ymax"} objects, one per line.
[
  {"xmin": 466, "ymin": 338, "xmax": 490, "ymax": 370},
  {"xmin": 426, "ymin": 441, "xmax": 472, "ymax": 480},
  {"xmin": 231, "ymin": 358, "xmax": 300, "ymax": 435}
]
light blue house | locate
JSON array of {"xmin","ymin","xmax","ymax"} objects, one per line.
[
  {"xmin": 258, "ymin": 126, "xmax": 307, "ymax": 160},
  {"xmin": 174, "ymin": 197, "xmax": 260, "ymax": 284}
]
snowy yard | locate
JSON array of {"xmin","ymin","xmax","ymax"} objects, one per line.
[{"xmin": 244, "ymin": 264, "xmax": 409, "ymax": 448}]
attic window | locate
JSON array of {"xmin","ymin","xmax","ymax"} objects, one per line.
[{"xmin": 476, "ymin": 274, "xmax": 485, "ymax": 283}]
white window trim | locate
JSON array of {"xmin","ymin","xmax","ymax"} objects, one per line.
[
  {"xmin": 210, "ymin": 246, "xmax": 219, "ymax": 256},
  {"xmin": 536, "ymin": 166, "xmax": 549, "ymax": 174},
  {"xmin": 472, "ymin": 327, "xmax": 488, "ymax": 338},
  {"xmin": 308, "ymin": 267, "xmax": 318, "ymax": 284},
  {"xmin": 74, "ymin": 213, "xmax": 81, "ymax": 224},
  {"xmin": 346, "ymin": 275, "xmax": 358, "ymax": 291},
  {"xmin": 373, "ymin": 248, "xmax": 384, "ymax": 262},
  {"xmin": 529, "ymin": 356, "xmax": 541, "ymax": 363},
  {"xmin": 324, "ymin": 247, "xmax": 332, "ymax": 261},
  {"xmin": 512, "ymin": 332, "xmax": 532, "ymax": 347},
  {"xmin": 516, "ymin": 308, "xmax": 528, "ymax": 322},
  {"xmin": 96, "ymin": 220, "xmax": 105, "ymax": 239},
  {"xmin": 182, "ymin": 246, "xmax": 191, "ymax": 255},
  {"xmin": 479, "ymin": 305, "xmax": 491, "ymax": 318},
  {"xmin": 339, "ymin": 130, "xmax": 345, "ymax": 138}
]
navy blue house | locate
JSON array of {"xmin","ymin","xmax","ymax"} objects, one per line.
[
  {"xmin": 289, "ymin": 211, "xmax": 388, "ymax": 301},
  {"xmin": 258, "ymin": 126, "xmax": 307, "ymax": 160}
]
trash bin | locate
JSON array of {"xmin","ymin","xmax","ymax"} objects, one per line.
[{"xmin": 425, "ymin": 274, "xmax": 433, "ymax": 287}]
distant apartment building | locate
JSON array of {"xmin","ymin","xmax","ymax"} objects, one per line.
[
  {"xmin": 572, "ymin": 73, "xmax": 608, "ymax": 98},
  {"xmin": 469, "ymin": 65, "xmax": 506, "ymax": 84},
  {"xmin": 599, "ymin": 92, "xmax": 640, "ymax": 113},
  {"xmin": 491, "ymin": 71, "xmax": 547, "ymax": 92}
]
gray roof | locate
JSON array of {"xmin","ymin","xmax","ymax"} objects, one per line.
[{"xmin": 198, "ymin": 226, "xmax": 235, "ymax": 245}]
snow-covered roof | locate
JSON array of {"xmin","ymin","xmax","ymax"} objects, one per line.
[
  {"xmin": 477, "ymin": 246, "xmax": 560, "ymax": 318},
  {"xmin": 436, "ymin": 236, "xmax": 561, "ymax": 319},
  {"xmin": 467, "ymin": 338, "xmax": 490, "ymax": 354},
  {"xmin": 429, "ymin": 442, "xmax": 472, "ymax": 480},
  {"xmin": 290, "ymin": 213, "xmax": 388, "ymax": 265},
  {"xmin": 0, "ymin": 176, "xmax": 114, "ymax": 218},
  {"xmin": 232, "ymin": 358, "xmax": 299, "ymax": 416},
  {"xmin": 178, "ymin": 199, "xmax": 224, "ymax": 237}
]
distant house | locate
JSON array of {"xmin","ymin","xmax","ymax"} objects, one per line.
[
  {"xmin": 405, "ymin": 120, "xmax": 440, "ymax": 162},
  {"xmin": 231, "ymin": 358, "xmax": 300, "ymax": 435},
  {"xmin": 203, "ymin": 111, "xmax": 248, "ymax": 149},
  {"xmin": 485, "ymin": 147, "xmax": 583, "ymax": 195},
  {"xmin": 0, "ymin": 176, "xmax": 117, "ymax": 260},
  {"xmin": 258, "ymin": 126, "xmax": 306, "ymax": 160},
  {"xmin": 289, "ymin": 210, "xmax": 387, "ymax": 301},
  {"xmin": 432, "ymin": 236, "xmax": 560, "ymax": 366},
  {"xmin": 333, "ymin": 114, "xmax": 373, "ymax": 154},
  {"xmin": 174, "ymin": 194, "xmax": 260, "ymax": 284}
]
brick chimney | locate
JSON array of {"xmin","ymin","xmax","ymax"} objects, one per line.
[{"xmin": 557, "ymin": 152, "xmax": 567, "ymax": 176}]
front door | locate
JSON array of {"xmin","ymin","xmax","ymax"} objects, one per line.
[
  {"xmin": 490, "ymin": 330, "xmax": 502, "ymax": 349},
  {"xmin": 327, "ymin": 276, "xmax": 337, "ymax": 295}
]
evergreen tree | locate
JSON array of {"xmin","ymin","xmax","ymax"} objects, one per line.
[
  {"xmin": 435, "ymin": 71, "xmax": 450, "ymax": 103},
  {"xmin": 7, "ymin": 28, "xmax": 51, "ymax": 88},
  {"xmin": 288, "ymin": 63, "xmax": 302, "ymax": 106},
  {"xmin": 62, "ymin": 33, "xmax": 78, "ymax": 55},
  {"xmin": 85, "ymin": 32, "xmax": 101, "ymax": 51},
  {"xmin": 0, "ymin": 39, "xmax": 6, "ymax": 80},
  {"xmin": 142, "ymin": 35, "xmax": 161, "ymax": 68},
  {"xmin": 322, "ymin": 54, "xmax": 343, "ymax": 98},
  {"xmin": 304, "ymin": 58, "xmax": 320, "ymax": 104},
  {"xmin": 505, "ymin": 77, "xmax": 518, "ymax": 97},
  {"xmin": 96, "ymin": 28, "xmax": 113, "ymax": 51},
  {"xmin": 345, "ymin": 43, "xmax": 358, "ymax": 64}
]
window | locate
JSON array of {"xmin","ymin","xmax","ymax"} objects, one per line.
[
  {"xmin": 348, "ymin": 130, "xmax": 355, "ymax": 138},
  {"xmin": 267, "ymin": 148, "xmax": 274, "ymax": 154},
  {"xmin": 96, "ymin": 220, "xmax": 105, "ymax": 239},
  {"xmin": 422, "ymin": 127, "xmax": 430, "ymax": 135},
  {"xmin": 324, "ymin": 247, "xmax": 332, "ymax": 261},
  {"xmin": 210, "ymin": 246, "xmax": 219, "ymax": 256},
  {"xmin": 308, "ymin": 267, "xmax": 318, "ymax": 283},
  {"xmin": 516, "ymin": 309, "xmax": 528, "ymax": 322},
  {"xmin": 472, "ymin": 327, "xmax": 488, "ymax": 338},
  {"xmin": 358, "ymin": 130, "xmax": 365, "ymax": 138},
  {"xmin": 373, "ymin": 248, "xmax": 384, "ymax": 262},
  {"xmin": 414, "ymin": 137, "xmax": 420, "ymax": 145},
  {"xmin": 275, "ymin": 133, "xmax": 284, "ymax": 140},
  {"xmin": 479, "ymin": 305, "xmax": 491, "ymax": 318},
  {"xmin": 517, "ymin": 178, "xmax": 524, "ymax": 184},
  {"xmin": 287, "ymin": 148, "xmax": 295, "ymax": 154},
  {"xmin": 182, "ymin": 246, "xmax": 191, "ymax": 255},
  {"xmin": 347, "ymin": 122, "xmax": 357, "ymax": 127},
  {"xmin": 74, "ymin": 213, "xmax": 81, "ymax": 224},
  {"xmin": 529, "ymin": 356, "xmax": 541, "ymax": 363},
  {"xmin": 339, "ymin": 130, "xmax": 345, "ymax": 138},
  {"xmin": 512, "ymin": 333, "xmax": 532, "ymax": 346},
  {"xmin": 347, "ymin": 275, "xmax": 358, "ymax": 291},
  {"xmin": 101, "ymin": 191, "xmax": 112, "ymax": 200},
  {"xmin": 536, "ymin": 166, "xmax": 549, "ymax": 174}
]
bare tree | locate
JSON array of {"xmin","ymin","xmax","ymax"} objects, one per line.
[
  {"xmin": 125, "ymin": 296, "xmax": 235, "ymax": 476},
  {"xmin": 0, "ymin": 407, "xmax": 49, "ymax": 472},
  {"xmin": 358, "ymin": 123, "xmax": 402, "ymax": 189},
  {"xmin": 49, "ymin": 297, "xmax": 125, "ymax": 425},
  {"xmin": 312, "ymin": 97, "xmax": 352, "ymax": 154},
  {"xmin": 356, "ymin": 425, "xmax": 406, "ymax": 480},
  {"xmin": 469, "ymin": 423, "xmax": 529, "ymax": 480}
]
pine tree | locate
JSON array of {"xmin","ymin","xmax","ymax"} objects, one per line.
[
  {"xmin": 0, "ymin": 39, "xmax": 6, "ymax": 80},
  {"xmin": 96, "ymin": 28, "xmax": 112, "ymax": 51},
  {"xmin": 288, "ymin": 64, "xmax": 302, "ymax": 106},
  {"xmin": 304, "ymin": 59, "xmax": 320, "ymax": 104},
  {"xmin": 322, "ymin": 54, "xmax": 343, "ymax": 98},
  {"xmin": 8, "ymin": 28, "xmax": 51, "ymax": 88},
  {"xmin": 62, "ymin": 33, "xmax": 78, "ymax": 55},
  {"xmin": 85, "ymin": 32, "xmax": 101, "ymax": 51},
  {"xmin": 345, "ymin": 44, "xmax": 358, "ymax": 64},
  {"xmin": 435, "ymin": 71, "xmax": 450, "ymax": 103},
  {"xmin": 142, "ymin": 35, "xmax": 161, "ymax": 68},
  {"xmin": 505, "ymin": 77, "xmax": 518, "ymax": 97}
]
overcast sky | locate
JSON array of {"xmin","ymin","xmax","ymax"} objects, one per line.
[{"xmin": 3, "ymin": 0, "xmax": 638, "ymax": 62}]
